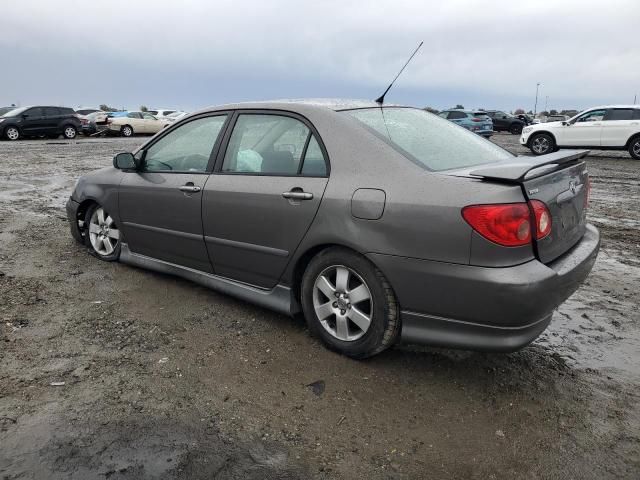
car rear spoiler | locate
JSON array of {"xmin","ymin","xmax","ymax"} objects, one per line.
[{"xmin": 469, "ymin": 150, "xmax": 590, "ymax": 183}]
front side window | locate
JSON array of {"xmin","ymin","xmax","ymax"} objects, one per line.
[
  {"xmin": 143, "ymin": 115, "xmax": 228, "ymax": 172},
  {"xmin": 343, "ymin": 107, "xmax": 512, "ymax": 172},
  {"xmin": 575, "ymin": 109, "xmax": 606, "ymax": 123},
  {"xmin": 222, "ymin": 114, "xmax": 311, "ymax": 175}
]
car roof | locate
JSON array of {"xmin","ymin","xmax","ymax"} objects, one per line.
[
  {"xmin": 193, "ymin": 98, "xmax": 407, "ymax": 116},
  {"xmin": 582, "ymin": 104, "xmax": 640, "ymax": 110}
]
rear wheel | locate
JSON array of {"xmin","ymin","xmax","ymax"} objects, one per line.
[
  {"xmin": 529, "ymin": 133, "xmax": 555, "ymax": 155},
  {"xmin": 121, "ymin": 125, "xmax": 133, "ymax": 137},
  {"xmin": 4, "ymin": 126, "xmax": 20, "ymax": 141},
  {"xmin": 301, "ymin": 248, "xmax": 400, "ymax": 359},
  {"xmin": 629, "ymin": 136, "xmax": 640, "ymax": 160},
  {"xmin": 62, "ymin": 125, "xmax": 77, "ymax": 139},
  {"xmin": 509, "ymin": 123, "xmax": 523, "ymax": 135},
  {"xmin": 84, "ymin": 203, "xmax": 121, "ymax": 261}
]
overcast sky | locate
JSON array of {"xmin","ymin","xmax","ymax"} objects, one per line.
[{"xmin": 1, "ymin": 0, "xmax": 638, "ymax": 112}]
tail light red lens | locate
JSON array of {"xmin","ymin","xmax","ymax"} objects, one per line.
[
  {"xmin": 462, "ymin": 201, "xmax": 552, "ymax": 247},
  {"xmin": 471, "ymin": 117, "xmax": 483, "ymax": 122},
  {"xmin": 530, "ymin": 200, "xmax": 552, "ymax": 239},
  {"xmin": 462, "ymin": 203, "xmax": 531, "ymax": 246}
]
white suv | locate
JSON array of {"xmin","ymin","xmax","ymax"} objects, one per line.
[{"xmin": 520, "ymin": 105, "xmax": 640, "ymax": 159}]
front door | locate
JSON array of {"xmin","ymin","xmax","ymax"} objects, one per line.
[
  {"xmin": 558, "ymin": 109, "xmax": 605, "ymax": 146},
  {"xmin": 21, "ymin": 107, "xmax": 47, "ymax": 135},
  {"xmin": 118, "ymin": 114, "xmax": 230, "ymax": 272},
  {"xmin": 202, "ymin": 112, "xmax": 330, "ymax": 288}
]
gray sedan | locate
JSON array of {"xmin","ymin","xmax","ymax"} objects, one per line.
[{"xmin": 66, "ymin": 100, "xmax": 600, "ymax": 358}]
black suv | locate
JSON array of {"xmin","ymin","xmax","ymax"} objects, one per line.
[
  {"xmin": 0, "ymin": 106, "xmax": 82, "ymax": 141},
  {"xmin": 483, "ymin": 110, "xmax": 525, "ymax": 134}
]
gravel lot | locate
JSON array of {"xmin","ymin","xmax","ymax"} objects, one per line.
[{"xmin": 0, "ymin": 133, "xmax": 638, "ymax": 479}]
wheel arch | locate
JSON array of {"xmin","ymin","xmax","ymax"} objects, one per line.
[
  {"xmin": 527, "ymin": 130, "xmax": 557, "ymax": 147},
  {"xmin": 625, "ymin": 132, "xmax": 640, "ymax": 148}
]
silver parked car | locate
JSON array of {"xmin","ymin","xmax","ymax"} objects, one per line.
[{"xmin": 66, "ymin": 100, "xmax": 600, "ymax": 358}]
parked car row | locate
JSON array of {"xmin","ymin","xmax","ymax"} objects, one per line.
[
  {"xmin": 438, "ymin": 109, "xmax": 527, "ymax": 137},
  {"xmin": 521, "ymin": 104, "xmax": 640, "ymax": 159},
  {"xmin": 0, "ymin": 105, "xmax": 189, "ymax": 140}
]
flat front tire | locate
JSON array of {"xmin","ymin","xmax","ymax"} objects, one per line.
[
  {"xmin": 84, "ymin": 203, "xmax": 121, "ymax": 261},
  {"xmin": 301, "ymin": 248, "xmax": 400, "ymax": 359}
]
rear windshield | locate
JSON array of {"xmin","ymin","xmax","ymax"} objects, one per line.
[
  {"xmin": 342, "ymin": 107, "xmax": 512, "ymax": 171},
  {"xmin": 473, "ymin": 111, "xmax": 490, "ymax": 117}
]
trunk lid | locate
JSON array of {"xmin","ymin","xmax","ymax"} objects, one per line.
[{"xmin": 468, "ymin": 150, "xmax": 590, "ymax": 263}]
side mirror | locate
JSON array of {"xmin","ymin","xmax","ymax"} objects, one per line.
[{"xmin": 113, "ymin": 152, "xmax": 137, "ymax": 170}]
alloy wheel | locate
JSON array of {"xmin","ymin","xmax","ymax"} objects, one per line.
[
  {"xmin": 64, "ymin": 126, "xmax": 76, "ymax": 139},
  {"xmin": 88, "ymin": 207, "xmax": 120, "ymax": 256},
  {"xmin": 6, "ymin": 127, "xmax": 19, "ymax": 141},
  {"xmin": 633, "ymin": 141, "xmax": 640, "ymax": 158},
  {"xmin": 122, "ymin": 126, "xmax": 132, "ymax": 137},
  {"xmin": 312, "ymin": 265, "xmax": 373, "ymax": 342},
  {"xmin": 532, "ymin": 136, "xmax": 550, "ymax": 154}
]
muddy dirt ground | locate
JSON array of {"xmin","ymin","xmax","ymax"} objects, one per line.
[{"xmin": 0, "ymin": 133, "xmax": 638, "ymax": 479}]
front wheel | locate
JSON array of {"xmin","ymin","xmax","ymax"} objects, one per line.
[
  {"xmin": 85, "ymin": 204, "xmax": 121, "ymax": 261},
  {"xmin": 529, "ymin": 133, "xmax": 555, "ymax": 155},
  {"xmin": 629, "ymin": 136, "xmax": 640, "ymax": 160},
  {"xmin": 509, "ymin": 123, "xmax": 523, "ymax": 135},
  {"xmin": 4, "ymin": 126, "xmax": 20, "ymax": 141},
  {"xmin": 301, "ymin": 248, "xmax": 400, "ymax": 359}
]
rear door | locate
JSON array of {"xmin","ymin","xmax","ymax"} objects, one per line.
[
  {"xmin": 118, "ymin": 113, "xmax": 230, "ymax": 272},
  {"xmin": 559, "ymin": 109, "xmax": 605, "ymax": 146},
  {"xmin": 202, "ymin": 111, "xmax": 330, "ymax": 288},
  {"xmin": 43, "ymin": 107, "xmax": 61, "ymax": 134},
  {"xmin": 600, "ymin": 108, "xmax": 635, "ymax": 146}
]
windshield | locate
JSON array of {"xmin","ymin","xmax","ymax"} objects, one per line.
[
  {"xmin": 342, "ymin": 107, "xmax": 512, "ymax": 171},
  {"xmin": 2, "ymin": 106, "xmax": 28, "ymax": 117}
]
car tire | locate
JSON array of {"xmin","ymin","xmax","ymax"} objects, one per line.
[
  {"xmin": 509, "ymin": 123, "xmax": 523, "ymax": 135},
  {"xmin": 120, "ymin": 125, "xmax": 134, "ymax": 137},
  {"xmin": 4, "ymin": 126, "xmax": 20, "ymax": 141},
  {"xmin": 62, "ymin": 125, "xmax": 77, "ymax": 139},
  {"xmin": 301, "ymin": 247, "xmax": 400, "ymax": 359},
  {"xmin": 628, "ymin": 136, "xmax": 640, "ymax": 160},
  {"xmin": 84, "ymin": 203, "xmax": 121, "ymax": 262},
  {"xmin": 529, "ymin": 133, "xmax": 555, "ymax": 155}
]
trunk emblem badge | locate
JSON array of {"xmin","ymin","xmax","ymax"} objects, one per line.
[{"xmin": 528, "ymin": 188, "xmax": 539, "ymax": 195}]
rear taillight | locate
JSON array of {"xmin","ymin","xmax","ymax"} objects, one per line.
[
  {"xmin": 462, "ymin": 200, "xmax": 552, "ymax": 247},
  {"xmin": 529, "ymin": 200, "xmax": 552, "ymax": 239},
  {"xmin": 471, "ymin": 117, "xmax": 483, "ymax": 122},
  {"xmin": 462, "ymin": 203, "xmax": 531, "ymax": 247}
]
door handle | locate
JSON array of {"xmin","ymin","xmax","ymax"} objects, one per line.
[
  {"xmin": 282, "ymin": 191, "xmax": 313, "ymax": 200},
  {"xmin": 179, "ymin": 184, "xmax": 201, "ymax": 193}
]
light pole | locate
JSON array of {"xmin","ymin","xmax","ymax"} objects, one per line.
[
  {"xmin": 533, "ymin": 82, "xmax": 541, "ymax": 117},
  {"xmin": 544, "ymin": 96, "xmax": 549, "ymax": 113}
]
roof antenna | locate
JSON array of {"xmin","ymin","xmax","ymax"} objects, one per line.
[{"xmin": 375, "ymin": 41, "xmax": 423, "ymax": 105}]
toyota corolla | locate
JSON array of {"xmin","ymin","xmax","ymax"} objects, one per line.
[{"xmin": 67, "ymin": 100, "xmax": 600, "ymax": 358}]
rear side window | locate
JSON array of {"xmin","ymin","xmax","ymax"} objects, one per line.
[
  {"xmin": 635, "ymin": 109, "xmax": 640, "ymax": 120},
  {"xmin": 127, "ymin": 112, "xmax": 142, "ymax": 119},
  {"xmin": 222, "ymin": 114, "xmax": 311, "ymax": 175},
  {"xmin": 344, "ymin": 107, "xmax": 512, "ymax": 171},
  {"xmin": 43, "ymin": 107, "xmax": 60, "ymax": 116},
  {"xmin": 447, "ymin": 111, "xmax": 467, "ymax": 119},
  {"xmin": 301, "ymin": 136, "xmax": 327, "ymax": 176},
  {"xmin": 604, "ymin": 109, "xmax": 634, "ymax": 121}
]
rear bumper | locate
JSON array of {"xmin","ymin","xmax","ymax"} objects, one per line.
[
  {"xmin": 368, "ymin": 224, "xmax": 600, "ymax": 351},
  {"xmin": 66, "ymin": 197, "xmax": 84, "ymax": 243}
]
